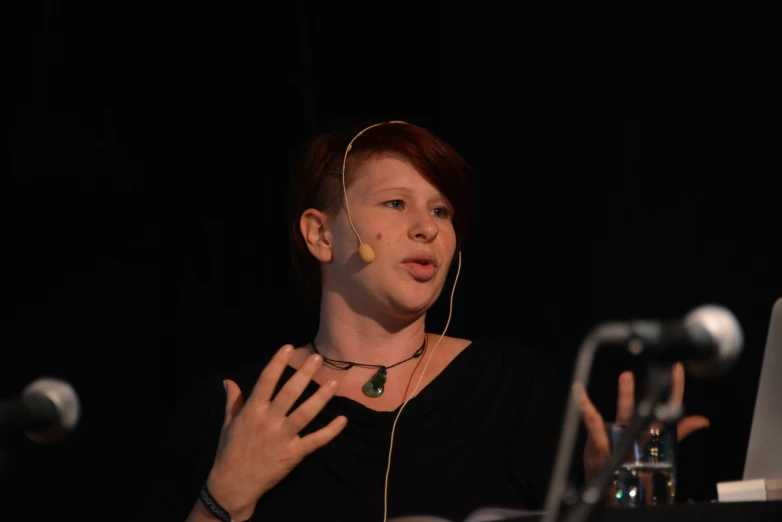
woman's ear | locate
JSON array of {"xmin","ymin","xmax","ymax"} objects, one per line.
[{"xmin": 300, "ymin": 208, "xmax": 333, "ymax": 262}]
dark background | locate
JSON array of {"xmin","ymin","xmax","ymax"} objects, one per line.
[{"xmin": 3, "ymin": 2, "xmax": 778, "ymax": 520}]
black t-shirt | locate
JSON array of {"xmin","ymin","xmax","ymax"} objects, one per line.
[{"xmin": 158, "ymin": 337, "xmax": 570, "ymax": 521}]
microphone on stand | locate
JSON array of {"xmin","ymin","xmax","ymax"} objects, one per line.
[
  {"xmin": 542, "ymin": 304, "xmax": 744, "ymax": 522},
  {"xmin": 587, "ymin": 304, "xmax": 743, "ymax": 379},
  {"xmin": 0, "ymin": 377, "xmax": 81, "ymax": 445}
]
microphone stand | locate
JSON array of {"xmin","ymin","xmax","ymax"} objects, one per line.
[
  {"xmin": 541, "ymin": 322, "xmax": 633, "ymax": 522},
  {"xmin": 562, "ymin": 363, "xmax": 679, "ymax": 522}
]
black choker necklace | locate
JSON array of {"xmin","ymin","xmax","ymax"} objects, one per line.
[{"xmin": 310, "ymin": 336, "xmax": 428, "ymax": 398}]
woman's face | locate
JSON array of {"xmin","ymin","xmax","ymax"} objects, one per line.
[{"xmin": 323, "ymin": 154, "xmax": 458, "ymax": 319}]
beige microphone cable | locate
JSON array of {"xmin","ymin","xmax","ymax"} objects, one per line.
[{"xmin": 383, "ymin": 250, "xmax": 462, "ymax": 522}]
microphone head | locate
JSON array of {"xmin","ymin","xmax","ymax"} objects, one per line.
[
  {"xmin": 684, "ymin": 304, "xmax": 744, "ymax": 379},
  {"xmin": 359, "ymin": 243, "xmax": 375, "ymax": 263},
  {"xmin": 22, "ymin": 377, "xmax": 81, "ymax": 444}
]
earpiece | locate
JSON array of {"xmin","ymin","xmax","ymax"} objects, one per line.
[{"xmin": 340, "ymin": 120, "xmax": 407, "ymax": 264}]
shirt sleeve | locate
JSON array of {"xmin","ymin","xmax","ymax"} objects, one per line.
[
  {"xmin": 151, "ymin": 374, "xmax": 227, "ymax": 521},
  {"xmin": 509, "ymin": 347, "xmax": 576, "ymax": 509}
]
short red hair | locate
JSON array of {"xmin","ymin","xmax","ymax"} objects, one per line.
[{"xmin": 288, "ymin": 121, "xmax": 471, "ymax": 301}]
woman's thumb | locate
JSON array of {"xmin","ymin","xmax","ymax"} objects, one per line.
[
  {"xmin": 677, "ymin": 414, "xmax": 710, "ymax": 441},
  {"xmin": 222, "ymin": 379, "xmax": 245, "ymax": 429}
]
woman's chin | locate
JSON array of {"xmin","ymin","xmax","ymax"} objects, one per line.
[{"xmin": 385, "ymin": 292, "xmax": 437, "ymax": 319}]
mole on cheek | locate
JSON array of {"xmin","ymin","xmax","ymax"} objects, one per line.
[{"xmin": 376, "ymin": 233, "xmax": 383, "ymax": 240}]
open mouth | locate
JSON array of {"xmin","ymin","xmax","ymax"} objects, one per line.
[
  {"xmin": 402, "ymin": 255, "xmax": 436, "ymax": 280},
  {"xmin": 403, "ymin": 254, "xmax": 436, "ymax": 267}
]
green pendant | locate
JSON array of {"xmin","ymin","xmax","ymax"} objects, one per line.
[{"xmin": 362, "ymin": 367, "xmax": 387, "ymax": 398}]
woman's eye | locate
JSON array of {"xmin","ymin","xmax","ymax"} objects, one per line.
[
  {"xmin": 385, "ymin": 200, "xmax": 404, "ymax": 210},
  {"xmin": 432, "ymin": 206, "xmax": 452, "ymax": 219}
]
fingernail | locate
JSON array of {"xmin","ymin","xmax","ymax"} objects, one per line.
[
  {"xmin": 222, "ymin": 380, "xmax": 228, "ymax": 392},
  {"xmin": 327, "ymin": 379, "xmax": 338, "ymax": 389},
  {"xmin": 311, "ymin": 354, "xmax": 322, "ymax": 363}
]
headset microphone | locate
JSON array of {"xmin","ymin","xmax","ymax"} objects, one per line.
[
  {"xmin": 358, "ymin": 243, "xmax": 376, "ymax": 263},
  {"xmin": 340, "ymin": 120, "xmax": 408, "ymax": 264}
]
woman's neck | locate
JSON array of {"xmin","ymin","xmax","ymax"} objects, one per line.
[{"xmin": 314, "ymin": 291, "xmax": 427, "ymax": 367}]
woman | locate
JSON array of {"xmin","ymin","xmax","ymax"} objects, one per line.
[{"xmin": 169, "ymin": 121, "xmax": 708, "ymax": 522}]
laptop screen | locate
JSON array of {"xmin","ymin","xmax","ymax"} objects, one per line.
[{"xmin": 743, "ymin": 297, "xmax": 782, "ymax": 480}]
